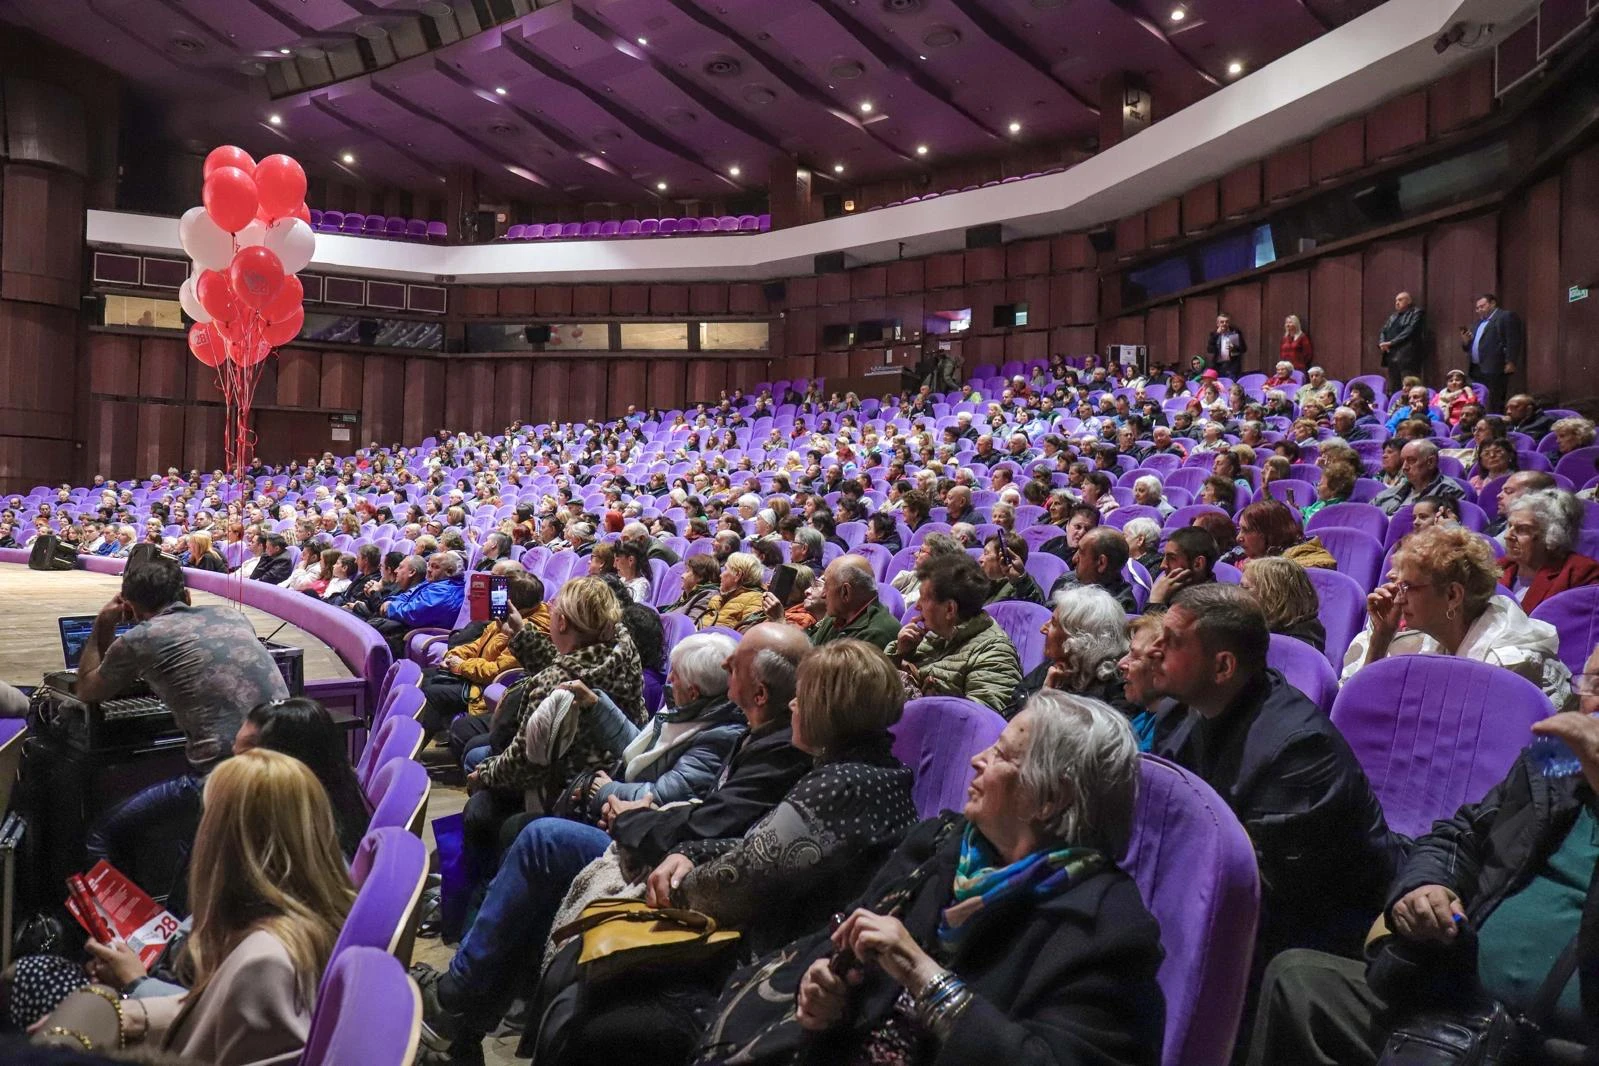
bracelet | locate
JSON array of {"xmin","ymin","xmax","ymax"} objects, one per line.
[
  {"xmin": 44, "ymin": 1026, "xmax": 95, "ymax": 1052},
  {"xmin": 79, "ymin": 984, "xmax": 126, "ymax": 1048},
  {"xmin": 913, "ymin": 969, "xmax": 960, "ymax": 1014},
  {"xmin": 924, "ymin": 986, "xmax": 974, "ymax": 1042}
]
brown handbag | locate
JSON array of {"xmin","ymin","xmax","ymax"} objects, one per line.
[{"xmin": 551, "ymin": 898, "xmax": 742, "ymax": 988}]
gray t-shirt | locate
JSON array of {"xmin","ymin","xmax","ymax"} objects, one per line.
[{"xmin": 96, "ymin": 603, "xmax": 288, "ymax": 771}]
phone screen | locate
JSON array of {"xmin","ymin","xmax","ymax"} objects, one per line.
[
  {"xmin": 489, "ymin": 576, "xmax": 509, "ymax": 619},
  {"xmin": 769, "ymin": 564, "xmax": 797, "ymax": 604}
]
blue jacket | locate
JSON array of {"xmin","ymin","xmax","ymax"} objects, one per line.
[{"xmin": 384, "ymin": 574, "xmax": 464, "ymax": 627}]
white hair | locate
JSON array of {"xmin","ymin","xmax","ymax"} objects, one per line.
[
  {"xmin": 669, "ymin": 632, "xmax": 736, "ymax": 697},
  {"xmin": 1133, "ymin": 475, "xmax": 1164, "ymax": 500},
  {"xmin": 1048, "ymin": 584, "xmax": 1131, "ymax": 692},
  {"xmin": 737, "ymin": 493, "xmax": 761, "ymax": 512},
  {"xmin": 1016, "ymin": 689, "xmax": 1140, "ymax": 856},
  {"xmin": 1508, "ymin": 489, "xmax": 1582, "ymax": 556},
  {"xmin": 1122, "ymin": 517, "xmax": 1162, "ymax": 552},
  {"xmin": 621, "ymin": 521, "xmax": 650, "ymax": 542}
]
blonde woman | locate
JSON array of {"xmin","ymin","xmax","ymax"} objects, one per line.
[
  {"xmin": 38, "ymin": 749, "xmax": 354, "ymax": 1064},
  {"xmin": 1280, "ymin": 314, "xmax": 1314, "ymax": 371},
  {"xmin": 698, "ymin": 552, "xmax": 768, "ymax": 631},
  {"xmin": 1241, "ymin": 557, "xmax": 1326, "ymax": 652},
  {"xmin": 185, "ymin": 529, "xmax": 228, "ymax": 573}
]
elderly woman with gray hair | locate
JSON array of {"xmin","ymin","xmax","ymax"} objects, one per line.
[
  {"xmin": 1499, "ymin": 488, "xmax": 1599, "ymax": 612},
  {"xmin": 1122, "ymin": 516, "xmax": 1164, "ymax": 576},
  {"xmin": 711, "ymin": 690, "xmax": 1163, "ymax": 1066},
  {"xmin": 1003, "ymin": 584, "xmax": 1140, "ymax": 728}
]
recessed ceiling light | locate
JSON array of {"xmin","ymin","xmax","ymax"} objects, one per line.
[
  {"xmin": 1008, "ymin": 120, "xmax": 1022, "ymax": 134},
  {"xmin": 1169, "ymin": 7, "xmax": 1186, "ymax": 21},
  {"xmin": 859, "ymin": 101, "xmax": 873, "ymax": 113},
  {"xmin": 833, "ymin": 163, "xmax": 845, "ymax": 174},
  {"xmin": 494, "ymin": 86, "xmax": 507, "ymax": 95},
  {"xmin": 278, "ymin": 47, "xmax": 292, "ymax": 55},
  {"xmin": 918, "ymin": 54, "xmax": 928, "ymax": 60},
  {"xmin": 637, "ymin": 37, "xmax": 648, "ymax": 45},
  {"xmin": 341, "ymin": 152, "xmax": 355, "ymax": 164},
  {"xmin": 1227, "ymin": 60, "xmax": 1243, "ymax": 75},
  {"xmin": 916, "ymin": 144, "xmax": 928, "ymax": 155},
  {"xmin": 656, "ymin": 181, "xmax": 668, "ymax": 191},
  {"xmin": 268, "ymin": 114, "xmax": 282, "ymax": 126},
  {"xmin": 729, "ymin": 165, "xmax": 741, "ymax": 177}
]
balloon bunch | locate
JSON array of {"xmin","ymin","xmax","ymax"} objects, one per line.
[{"xmin": 176, "ymin": 145, "xmax": 315, "ymax": 493}]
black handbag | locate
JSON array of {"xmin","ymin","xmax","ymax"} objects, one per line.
[{"xmin": 1376, "ymin": 935, "xmax": 1580, "ymax": 1066}]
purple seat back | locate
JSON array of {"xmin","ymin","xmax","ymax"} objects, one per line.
[
  {"xmin": 579, "ymin": 221, "xmax": 601, "ymax": 238},
  {"xmin": 1124, "ymin": 754, "xmax": 1259, "ymax": 1066},
  {"xmin": 1304, "ymin": 567, "xmax": 1366, "ymax": 668},
  {"xmin": 362, "ymin": 216, "xmax": 385, "ymax": 236},
  {"xmin": 330, "ymin": 827, "xmax": 428, "ymax": 983},
  {"xmin": 620, "ymin": 219, "xmax": 641, "ymax": 236},
  {"xmin": 1312, "ymin": 525, "xmax": 1385, "ymax": 591},
  {"xmin": 658, "ymin": 218, "xmax": 679, "ymax": 235},
  {"xmin": 1530, "ymin": 585, "xmax": 1599, "ymax": 676},
  {"xmin": 1330, "ymin": 656, "xmax": 1552, "ymax": 838},
  {"xmin": 341, "ymin": 214, "xmax": 366, "ymax": 234},
  {"xmin": 889, "ymin": 697, "xmax": 1005, "ymax": 818},
  {"xmin": 383, "ymin": 217, "xmax": 406, "ymax": 237},
  {"xmin": 426, "ymin": 221, "xmax": 448, "ymax": 241},
  {"xmin": 599, "ymin": 220, "xmax": 620, "ymax": 237},
  {"xmin": 320, "ymin": 210, "xmax": 345, "ymax": 233},
  {"xmin": 1212, "ymin": 560, "xmax": 1242, "ymax": 584},
  {"xmin": 358, "ymin": 711, "xmax": 425, "ymax": 791},
  {"xmin": 1267, "ymin": 635, "xmax": 1339, "ymax": 711},
  {"xmin": 405, "ymin": 219, "xmax": 427, "ymax": 239},
  {"xmin": 660, "ymin": 611, "xmax": 696, "ymax": 657},
  {"xmin": 1305, "ymin": 502, "xmax": 1387, "ymax": 541},
  {"xmin": 367, "ymin": 757, "xmax": 429, "ymax": 836},
  {"xmin": 701, "ymin": 625, "xmax": 742, "ymax": 642},
  {"xmin": 983, "ymin": 600, "xmax": 1052, "ymax": 673},
  {"xmin": 301, "ymin": 947, "xmax": 421, "ymax": 1066},
  {"xmin": 1023, "ymin": 550, "xmax": 1066, "ymax": 594}
]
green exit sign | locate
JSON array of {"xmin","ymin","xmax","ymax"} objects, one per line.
[{"xmin": 1572, "ymin": 285, "xmax": 1591, "ymax": 303}]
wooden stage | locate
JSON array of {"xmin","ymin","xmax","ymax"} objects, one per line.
[{"xmin": 0, "ymin": 563, "xmax": 353, "ymax": 688}]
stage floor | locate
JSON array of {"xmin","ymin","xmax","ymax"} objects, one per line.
[{"xmin": 0, "ymin": 563, "xmax": 353, "ymax": 688}]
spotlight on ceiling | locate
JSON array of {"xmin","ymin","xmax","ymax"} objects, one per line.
[
  {"xmin": 833, "ymin": 163, "xmax": 845, "ymax": 174},
  {"xmin": 278, "ymin": 47, "xmax": 292, "ymax": 55},
  {"xmin": 1227, "ymin": 60, "xmax": 1243, "ymax": 75},
  {"xmin": 494, "ymin": 86, "xmax": 507, "ymax": 95},
  {"xmin": 637, "ymin": 37, "xmax": 648, "ymax": 45},
  {"xmin": 916, "ymin": 144, "xmax": 928, "ymax": 155},
  {"xmin": 341, "ymin": 152, "xmax": 355, "ymax": 164},
  {"xmin": 859, "ymin": 101, "xmax": 873, "ymax": 113},
  {"xmin": 1169, "ymin": 7, "xmax": 1186, "ymax": 21},
  {"xmin": 729, "ymin": 165, "xmax": 741, "ymax": 177},
  {"xmin": 1008, "ymin": 121, "xmax": 1022, "ymax": 134},
  {"xmin": 268, "ymin": 114, "xmax": 282, "ymax": 126},
  {"xmin": 656, "ymin": 181, "xmax": 668, "ymax": 191}
]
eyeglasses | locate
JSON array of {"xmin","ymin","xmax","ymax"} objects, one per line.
[{"xmin": 1392, "ymin": 580, "xmax": 1436, "ymax": 597}]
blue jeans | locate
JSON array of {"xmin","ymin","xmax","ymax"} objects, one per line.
[
  {"xmin": 85, "ymin": 772, "xmax": 204, "ymax": 893},
  {"xmin": 442, "ymin": 817, "xmax": 611, "ymax": 1032}
]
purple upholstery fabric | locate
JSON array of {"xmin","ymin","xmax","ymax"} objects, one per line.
[
  {"xmin": 1312, "ymin": 526, "xmax": 1385, "ymax": 591},
  {"xmin": 983, "ymin": 601, "xmax": 1051, "ymax": 673},
  {"xmin": 328, "ymin": 827, "xmax": 428, "ymax": 985},
  {"xmin": 301, "ymin": 947, "xmax": 421, "ymax": 1066},
  {"xmin": 1530, "ymin": 585, "xmax": 1599, "ymax": 676},
  {"xmin": 366, "ymin": 757, "xmax": 430, "ymax": 835},
  {"xmin": 1267, "ymin": 634, "xmax": 1339, "ymax": 712},
  {"xmin": 1329, "ymin": 656, "xmax": 1551, "ymax": 838},
  {"xmin": 358, "ymin": 712, "xmax": 425, "ymax": 791},
  {"xmin": 1305, "ymin": 502, "xmax": 1387, "ymax": 541},
  {"xmin": 889, "ymin": 696, "xmax": 1005, "ymax": 819},
  {"xmin": 1123, "ymin": 755, "xmax": 1259, "ymax": 1066},
  {"xmin": 1303, "ymin": 567, "xmax": 1366, "ymax": 668}
]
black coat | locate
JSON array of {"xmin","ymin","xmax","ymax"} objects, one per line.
[
  {"xmin": 251, "ymin": 553, "xmax": 293, "ymax": 584},
  {"xmin": 1460, "ymin": 308, "xmax": 1525, "ymax": 377},
  {"xmin": 1380, "ymin": 307, "xmax": 1426, "ymax": 367},
  {"xmin": 609, "ymin": 721, "xmax": 812, "ymax": 870},
  {"xmin": 774, "ymin": 815, "xmax": 1165, "ymax": 1066},
  {"xmin": 1158, "ymin": 669, "xmax": 1403, "ymax": 959}
]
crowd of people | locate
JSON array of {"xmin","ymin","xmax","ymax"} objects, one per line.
[{"xmin": 4, "ymin": 323, "xmax": 1598, "ymax": 1066}]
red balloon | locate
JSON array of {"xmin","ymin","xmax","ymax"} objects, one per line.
[
  {"xmin": 195, "ymin": 269, "xmax": 238, "ymax": 323},
  {"xmin": 229, "ymin": 335, "xmax": 273, "ymax": 367},
  {"xmin": 254, "ymin": 154, "xmax": 308, "ymax": 220},
  {"xmin": 188, "ymin": 323, "xmax": 227, "ymax": 366},
  {"xmin": 262, "ymin": 307, "xmax": 304, "ymax": 347},
  {"xmin": 229, "ymin": 245, "xmax": 285, "ymax": 311},
  {"xmin": 292, "ymin": 202, "xmax": 312, "ymax": 225},
  {"xmin": 261, "ymin": 274, "xmax": 303, "ymax": 323},
  {"xmin": 203, "ymin": 166, "xmax": 259, "ymax": 234},
  {"xmin": 203, "ymin": 145, "xmax": 256, "ymax": 179}
]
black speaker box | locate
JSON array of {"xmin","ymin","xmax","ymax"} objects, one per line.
[
  {"xmin": 1087, "ymin": 227, "xmax": 1116, "ymax": 253},
  {"xmin": 525, "ymin": 324, "xmax": 552, "ymax": 345},
  {"xmin": 814, "ymin": 252, "xmax": 847, "ymax": 275},
  {"xmin": 28, "ymin": 535, "xmax": 77, "ymax": 571},
  {"xmin": 965, "ymin": 223, "xmax": 1003, "ymax": 249},
  {"xmin": 762, "ymin": 281, "xmax": 787, "ymax": 303}
]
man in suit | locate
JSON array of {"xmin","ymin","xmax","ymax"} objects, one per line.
[
  {"xmin": 1459, "ymin": 293, "xmax": 1524, "ymax": 414},
  {"xmin": 249, "ymin": 533, "xmax": 293, "ymax": 585},
  {"xmin": 1378, "ymin": 291, "xmax": 1426, "ymax": 393}
]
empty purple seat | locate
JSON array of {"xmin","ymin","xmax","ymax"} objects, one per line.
[
  {"xmin": 405, "ymin": 219, "xmax": 427, "ymax": 240},
  {"xmin": 658, "ymin": 218, "xmax": 679, "ymax": 235},
  {"xmin": 1313, "ymin": 525, "xmax": 1385, "ymax": 591},
  {"xmin": 1330, "ymin": 655, "xmax": 1552, "ymax": 838},
  {"xmin": 362, "ymin": 216, "xmax": 385, "ymax": 236},
  {"xmin": 756, "ymin": 214, "xmax": 770, "ymax": 231},
  {"xmin": 983, "ymin": 600, "xmax": 1052, "ymax": 674},
  {"xmin": 737, "ymin": 214, "xmax": 759, "ymax": 231},
  {"xmin": 1305, "ymin": 502, "xmax": 1387, "ymax": 541},
  {"xmin": 1304, "ymin": 566, "xmax": 1367, "ymax": 668},
  {"xmin": 579, "ymin": 221, "xmax": 601, "ymax": 238},
  {"xmin": 543, "ymin": 225, "xmax": 564, "ymax": 240},
  {"xmin": 620, "ymin": 219, "xmax": 641, "ymax": 236},
  {"xmin": 328, "ymin": 827, "xmax": 428, "ymax": 979},
  {"xmin": 522, "ymin": 223, "xmax": 544, "ymax": 239},
  {"xmin": 309, "ymin": 208, "xmax": 323, "ymax": 228},
  {"xmin": 320, "ymin": 210, "xmax": 344, "ymax": 233},
  {"xmin": 599, "ymin": 220, "xmax": 620, "ymax": 237},
  {"xmin": 699, "ymin": 217, "xmax": 720, "ymax": 233},
  {"xmin": 639, "ymin": 218, "xmax": 659, "ymax": 235},
  {"xmin": 1267, "ymin": 634, "xmax": 1339, "ymax": 712},
  {"xmin": 340, "ymin": 213, "xmax": 366, "ymax": 234},
  {"xmin": 426, "ymin": 221, "xmax": 447, "ymax": 241},
  {"xmin": 384, "ymin": 216, "xmax": 406, "ymax": 238},
  {"xmin": 358, "ymin": 713, "xmax": 425, "ymax": 792},
  {"xmin": 1024, "ymin": 551, "xmax": 1067, "ymax": 595},
  {"xmin": 505, "ymin": 224, "xmax": 527, "ymax": 240},
  {"xmin": 718, "ymin": 215, "xmax": 740, "ymax": 231},
  {"xmin": 890, "ymin": 696, "xmax": 1005, "ymax": 818},
  {"xmin": 1001, "ymin": 176, "xmax": 1021, "ymax": 183},
  {"xmin": 1530, "ymin": 585, "xmax": 1599, "ymax": 675},
  {"xmin": 301, "ymin": 947, "xmax": 421, "ymax": 1066},
  {"xmin": 1125, "ymin": 755, "xmax": 1259, "ymax": 1066},
  {"xmin": 902, "ymin": 195, "xmax": 921, "ymax": 204},
  {"xmin": 560, "ymin": 222, "xmax": 581, "ymax": 238}
]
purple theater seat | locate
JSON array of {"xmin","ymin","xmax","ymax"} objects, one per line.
[
  {"xmin": 737, "ymin": 214, "xmax": 759, "ymax": 231},
  {"xmin": 1304, "ymin": 567, "xmax": 1367, "ymax": 669},
  {"xmin": 1001, "ymin": 176, "xmax": 1021, "ymax": 183},
  {"xmin": 718, "ymin": 215, "xmax": 740, "ymax": 231},
  {"xmin": 1259, "ymin": 479, "xmax": 1318, "ymax": 507},
  {"xmin": 1305, "ymin": 502, "xmax": 1387, "ymax": 541},
  {"xmin": 522, "ymin": 223, "xmax": 545, "ymax": 239},
  {"xmin": 756, "ymin": 214, "xmax": 770, "ymax": 231},
  {"xmin": 639, "ymin": 218, "xmax": 660, "ymax": 235},
  {"xmin": 579, "ymin": 221, "xmax": 601, "ymax": 238},
  {"xmin": 890, "ymin": 696, "xmax": 1006, "ymax": 818},
  {"xmin": 309, "ymin": 208, "xmax": 323, "ymax": 228},
  {"xmin": 330, "ymin": 827, "xmax": 428, "ymax": 977},
  {"xmin": 301, "ymin": 947, "xmax": 421, "ymax": 1066},
  {"xmin": 426, "ymin": 221, "xmax": 448, "ymax": 241},
  {"xmin": 1267, "ymin": 634, "xmax": 1339, "ymax": 712},
  {"xmin": 1555, "ymin": 445, "xmax": 1599, "ymax": 484},
  {"xmin": 1124, "ymin": 755, "xmax": 1260, "ymax": 1066},
  {"xmin": 983, "ymin": 600, "xmax": 1052, "ymax": 673},
  {"xmin": 361, "ymin": 216, "xmax": 385, "ymax": 236},
  {"xmin": 1330, "ymin": 656, "xmax": 1553, "ymax": 838},
  {"xmin": 319, "ymin": 210, "xmax": 345, "ymax": 233},
  {"xmin": 367, "ymin": 756, "xmax": 429, "ymax": 836},
  {"xmin": 1312, "ymin": 525, "xmax": 1385, "ymax": 591},
  {"xmin": 620, "ymin": 219, "xmax": 641, "ymax": 236},
  {"xmin": 358, "ymin": 712, "xmax": 425, "ymax": 792},
  {"xmin": 701, "ymin": 625, "xmax": 743, "ymax": 642},
  {"xmin": 406, "ymin": 219, "xmax": 427, "ymax": 240},
  {"xmin": 560, "ymin": 222, "xmax": 581, "ymax": 238},
  {"xmin": 660, "ymin": 612, "xmax": 696, "ymax": 658},
  {"xmin": 505, "ymin": 224, "xmax": 527, "ymax": 240},
  {"xmin": 658, "ymin": 218, "xmax": 679, "ymax": 235},
  {"xmin": 1530, "ymin": 585, "xmax": 1599, "ymax": 675},
  {"xmin": 384, "ymin": 216, "xmax": 406, "ymax": 238},
  {"xmin": 542, "ymin": 226, "xmax": 564, "ymax": 240},
  {"xmin": 1023, "ymin": 551, "xmax": 1067, "ymax": 595},
  {"xmin": 599, "ymin": 220, "xmax": 620, "ymax": 237}
]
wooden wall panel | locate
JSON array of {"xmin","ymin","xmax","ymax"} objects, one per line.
[
  {"xmin": 87, "ymin": 333, "xmax": 140, "ymax": 395},
  {"xmin": 1, "ymin": 164, "xmax": 83, "ymax": 308},
  {"xmin": 1366, "ymin": 90, "xmax": 1428, "ymax": 160},
  {"xmin": 444, "ymin": 359, "xmax": 496, "ymax": 431},
  {"xmin": 1102, "ymin": 316, "xmax": 1144, "ymax": 348},
  {"xmin": 0, "ymin": 435, "xmax": 74, "ymax": 493},
  {"xmin": 728, "ymin": 359, "xmax": 767, "ymax": 395},
  {"xmin": 607, "ymin": 359, "xmax": 648, "ymax": 415},
  {"xmin": 567, "ymin": 359, "xmax": 609, "ymax": 421},
  {"xmin": 813, "ymin": 352, "xmax": 849, "ymax": 384},
  {"xmin": 1114, "ymin": 214, "xmax": 1146, "ymax": 258},
  {"xmin": 1558, "ymin": 143, "xmax": 1599, "ymax": 408},
  {"xmin": 1051, "ymin": 234, "xmax": 1094, "ymax": 272},
  {"xmin": 850, "ymin": 265, "xmax": 887, "ymax": 299},
  {"xmin": 925, "ymin": 253, "xmax": 964, "ymax": 289},
  {"xmin": 1004, "ymin": 330, "xmax": 1048, "ymax": 362},
  {"xmin": 1220, "ymin": 163, "xmax": 1262, "ymax": 219},
  {"xmin": 1179, "ymin": 293, "xmax": 1220, "ymax": 362},
  {"xmin": 1310, "ymin": 118, "xmax": 1365, "ymax": 183},
  {"xmin": 610, "ymin": 285, "xmax": 649, "ymax": 315},
  {"xmin": 1424, "ymin": 214, "xmax": 1498, "ymax": 375},
  {"xmin": 1220, "ymin": 282, "xmax": 1263, "ymax": 373},
  {"xmin": 782, "ymin": 354, "xmax": 818, "ymax": 386},
  {"xmin": 690, "ymin": 284, "xmax": 728, "ymax": 315},
  {"xmin": 1006, "ymin": 239, "xmax": 1050, "ymax": 278},
  {"xmin": 137, "ymin": 337, "xmax": 187, "ymax": 401},
  {"xmin": 1309, "ymin": 253, "xmax": 1364, "ymax": 381},
  {"xmin": 647, "ymin": 358, "xmax": 686, "ymax": 412},
  {"xmin": 457, "ymin": 287, "xmax": 498, "ymax": 316},
  {"xmin": 1263, "ymin": 142, "xmax": 1311, "ymax": 201},
  {"xmin": 965, "ymin": 248, "xmax": 1006, "ymax": 284},
  {"xmin": 530, "ymin": 360, "xmax": 570, "ymax": 426},
  {"xmin": 536, "ymin": 286, "xmax": 574, "ymax": 317},
  {"xmin": 847, "ymin": 349, "xmax": 879, "ymax": 377},
  {"xmin": 275, "ymin": 348, "xmax": 322, "ymax": 408},
  {"xmin": 490, "ymin": 360, "xmax": 532, "ymax": 429},
  {"xmin": 1429, "ymin": 59, "xmax": 1494, "ymax": 136},
  {"xmin": 87, "ymin": 400, "xmax": 139, "ymax": 483},
  {"xmin": 785, "ymin": 307, "xmax": 818, "ymax": 356},
  {"xmin": 887, "ymin": 259, "xmax": 926, "ymax": 295},
  {"xmin": 685, "ymin": 359, "xmax": 725, "ymax": 404},
  {"xmin": 1262, "ymin": 269, "xmax": 1311, "ymax": 362},
  {"xmin": 0, "ymin": 304, "xmax": 77, "ymax": 449},
  {"xmin": 361, "ymin": 353, "xmax": 405, "ymax": 446},
  {"xmin": 572, "ymin": 285, "xmax": 610, "ymax": 316},
  {"xmin": 728, "ymin": 283, "xmax": 766, "ymax": 315},
  {"xmin": 1501, "ymin": 176, "xmax": 1562, "ymax": 402},
  {"xmin": 188, "ymin": 359, "xmax": 224, "ymax": 405},
  {"xmin": 498, "ymin": 286, "xmax": 536, "ymax": 317},
  {"xmin": 817, "ymin": 273, "xmax": 850, "ymax": 306},
  {"xmin": 1362, "ymin": 236, "xmax": 1427, "ymax": 377},
  {"xmin": 134, "ymin": 404, "xmax": 185, "ymax": 478},
  {"xmin": 1052, "ymin": 272, "xmax": 1098, "ymax": 325},
  {"xmin": 1008, "ymin": 277, "xmax": 1051, "ymax": 331},
  {"xmin": 785, "ymin": 277, "xmax": 819, "ymax": 307},
  {"xmin": 1146, "ymin": 304, "xmax": 1179, "ymax": 362},
  {"xmin": 402, "ymin": 357, "xmax": 445, "ymax": 444},
  {"xmin": 183, "ymin": 405, "xmax": 225, "ymax": 472},
  {"xmin": 319, "ymin": 351, "xmax": 364, "ymax": 410},
  {"xmin": 1147, "ymin": 198, "xmax": 1181, "ymax": 245},
  {"xmin": 1050, "ymin": 325, "xmax": 1096, "ymax": 356},
  {"xmin": 1182, "ymin": 182, "xmax": 1220, "ymax": 234}
]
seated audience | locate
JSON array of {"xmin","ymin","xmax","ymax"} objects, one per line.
[
  {"xmin": 865, "ymin": 512, "xmax": 902, "ymax": 554},
  {"xmin": 420, "ymin": 572, "xmax": 546, "ymax": 736},
  {"xmin": 1054, "ymin": 527, "xmax": 1139, "ymax": 613},
  {"xmin": 1151, "ymin": 584, "xmax": 1403, "ymax": 960},
  {"xmin": 1372, "ymin": 440, "xmax": 1467, "ymax": 516},
  {"xmin": 250, "ymin": 533, "xmax": 293, "ymax": 584},
  {"xmin": 319, "ymin": 552, "xmax": 357, "ymax": 602},
  {"xmin": 1469, "ymin": 436, "xmax": 1518, "ymax": 493},
  {"xmin": 182, "ymin": 529, "xmax": 228, "ymax": 573},
  {"xmin": 890, "ymin": 553, "xmax": 1023, "ymax": 712},
  {"xmin": 797, "ymin": 555, "xmax": 904, "ymax": 647},
  {"xmin": 1241, "ymin": 557, "xmax": 1326, "ymax": 652},
  {"xmin": 1485, "ymin": 469, "xmax": 1558, "ymax": 539},
  {"xmin": 1123, "ymin": 517, "xmax": 1163, "ymax": 576},
  {"xmin": 1144, "ymin": 526, "xmax": 1220, "ymax": 612},
  {"xmin": 371, "ymin": 549, "xmax": 467, "ymax": 655},
  {"xmin": 1300, "ymin": 460, "xmax": 1356, "ymax": 521},
  {"xmin": 1503, "ymin": 393, "xmax": 1554, "ymax": 440},
  {"xmin": 664, "ymin": 554, "xmax": 721, "ymax": 625},
  {"xmin": 699, "ymin": 552, "xmax": 770, "ymax": 631},
  {"xmin": 889, "ymin": 533, "xmax": 963, "ymax": 610},
  {"xmin": 1039, "ymin": 504, "xmax": 1101, "ymax": 566},
  {"xmin": 233, "ymin": 697, "xmax": 370, "ymax": 859},
  {"xmin": 1498, "ymin": 489, "xmax": 1599, "ymax": 611},
  {"xmin": 1343, "ymin": 524, "xmax": 1572, "ymax": 707},
  {"xmin": 980, "ymin": 531, "xmax": 1045, "ymax": 605},
  {"xmin": 1430, "ymin": 368, "xmax": 1475, "ymax": 425},
  {"xmin": 773, "ymin": 690, "xmax": 1164, "ymax": 1066},
  {"xmin": 1228, "ymin": 499, "xmax": 1337, "ymax": 570},
  {"xmin": 1552, "ymin": 416, "xmax": 1596, "ymax": 456},
  {"xmin": 613, "ymin": 541, "xmax": 653, "ymax": 604},
  {"xmin": 1004, "ymin": 582, "xmax": 1137, "ymax": 720}
]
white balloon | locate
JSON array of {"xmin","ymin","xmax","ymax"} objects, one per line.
[
  {"xmin": 236, "ymin": 219, "xmax": 268, "ymax": 249},
  {"xmin": 178, "ymin": 206, "xmax": 234, "ymax": 272},
  {"xmin": 263, "ymin": 217, "xmax": 316, "ymax": 275},
  {"xmin": 178, "ymin": 275, "xmax": 211, "ymax": 323}
]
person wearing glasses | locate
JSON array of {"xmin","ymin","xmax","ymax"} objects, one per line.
[{"xmin": 1341, "ymin": 525, "xmax": 1573, "ymax": 708}]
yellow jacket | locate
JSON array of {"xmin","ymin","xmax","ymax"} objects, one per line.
[
  {"xmin": 698, "ymin": 587, "xmax": 766, "ymax": 631},
  {"xmin": 449, "ymin": 604, "xmax": 551, "ymax": 714}
]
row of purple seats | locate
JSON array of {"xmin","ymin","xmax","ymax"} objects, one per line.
[
  {"xmin": 311, "ymin": 209, "xmax": 447, "ymax": 242},
  {"xmin": 501, "ymin": 215, "xmax": 771, "ymax": 241},
  {"xmin": 869, "ymin": 167, "xmax": 1068, "ymax": 211}
]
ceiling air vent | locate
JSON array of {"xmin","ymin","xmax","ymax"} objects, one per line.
[{"xmin": 703, "ymin": 55, "xmax": 742, "ymax": 78}]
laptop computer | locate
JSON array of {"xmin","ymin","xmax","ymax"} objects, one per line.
[{"xmin": 57, "ymin": 615, "xmax": 136, "ymax": 672}]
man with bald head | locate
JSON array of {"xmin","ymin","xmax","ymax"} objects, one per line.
[
  {"xmin": 1486, "ymin": 470, "xmax": 1558, "ymax": 540},
  {"xmin": 787, "ymin": 554, "xmax": 903, "ymax": 648},
  {"xmin": 1378, "ymin": 290, "xmax": 1426, "ymax": 393},
  {"xmin": 1371, "ymin": 439, "xmax": 1467, "ymax": 516}
]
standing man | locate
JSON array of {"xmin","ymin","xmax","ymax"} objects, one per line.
[
  {"xmin": 1459, "ymin": 293, "xmax": 1523, "ymax": 414},
  {"xmin": 1378, "ymin": 291, "xmax": 1426, "ymax": 393},
  {"xmin": 1207, "ymin": 312, "xmax": 1247, "ymax": 376}
]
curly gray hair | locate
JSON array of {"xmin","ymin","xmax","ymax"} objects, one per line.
[
  {"xmin": 1048, "ymin": 584, "xmax": 1131, "ymax": 691},
  {"xmin": 1016, "ymin": 689, "xmax": 1140, "ymax": 856},
  {"xmin": 1507, "ymin": 489, "xmax": 1582, "ymax": 556}
]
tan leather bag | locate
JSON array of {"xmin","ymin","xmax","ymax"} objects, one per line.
[{"xmin": 551, "ymin": 898, "xmax": 741, "ymax": 987}]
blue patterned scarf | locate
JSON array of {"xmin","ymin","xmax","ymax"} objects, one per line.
[{"xmin": 936, "ymin": 822, "xmax": 1106, "ymax": 951}]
